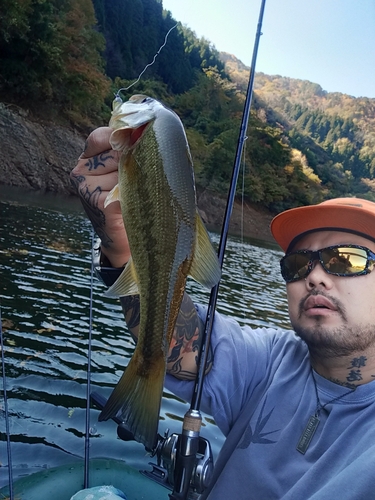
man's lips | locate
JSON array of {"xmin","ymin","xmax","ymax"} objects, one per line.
[
  {"xmin": 298, "ymin": 292, "xmax": 346, "ymax": 321},
  {"xmin": 303, "ymin": 295, "xmax": 338, "ymax": 315}
]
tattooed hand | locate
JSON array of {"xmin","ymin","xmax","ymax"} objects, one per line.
[
  {"xmin": 71, "ymin": 128, "xmax": 208, "ymax": 378},
  {"xmin": 70, "ymin": 127, "xmax": 131, "ymax": 267}
]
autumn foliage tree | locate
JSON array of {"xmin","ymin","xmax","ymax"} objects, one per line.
[
  {"xmin": 0, "ymin": 0, "xmax": 110, "ymax": 123},
  {"xmin": 1, "ymin": 0, "xmax": 374, "ymax": 209}
]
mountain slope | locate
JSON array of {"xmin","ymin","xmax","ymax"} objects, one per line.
[{"xmin": 221, "ymin": 52, "xmax": 375, "ymax": 199}]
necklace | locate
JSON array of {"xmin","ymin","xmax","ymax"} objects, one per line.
[{"xmin": 296, "ymin": 369, "xmax": 355, "ymax": 454}]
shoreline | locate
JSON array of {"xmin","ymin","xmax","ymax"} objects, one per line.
[{"xmin": 1, "ymin": 183, "xmax": 277, "ymax": 248}]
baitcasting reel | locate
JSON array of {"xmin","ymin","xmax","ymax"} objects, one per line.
[
  {"xmin": 91, "ymin": 392, "xmax": 214, "ymax": 498},
  {"xmin": 141, "ymin": 430, "xmax": 214, "ymax": 497}
]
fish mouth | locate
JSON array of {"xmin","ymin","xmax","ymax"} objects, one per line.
[
  {"xmin": 109, "ymin": 95, "xmax": 157, "ymax": 151},
  {"xmin": 110, "ymin": 122, "xmax": 149, "ymax": 151}
]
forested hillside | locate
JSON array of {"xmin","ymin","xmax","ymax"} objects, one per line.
[
  {"xmin": 222, "ymin": 53, "xmax": 375, "ymax": 203},
  {"xmin": 1, "ymin": 0, "xmax": 374, "ymax": 211},
  {"xmin": 92, "ymin": 0, "xmax": 227, "ymax": 94}
]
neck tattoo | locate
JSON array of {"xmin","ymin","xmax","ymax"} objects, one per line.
[{"xmin": 296, "ymin": 369, "xmax": 355, "ymax": 454}]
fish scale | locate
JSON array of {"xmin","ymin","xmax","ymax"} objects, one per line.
[{"xmin": 98, "ymin": 95, "xmax": 221, "ymax": 450}]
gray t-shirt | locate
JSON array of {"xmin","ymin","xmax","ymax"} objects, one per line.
[{"xmin": 165, "ymin": 305, "xmax": 375, "ymax": 499}]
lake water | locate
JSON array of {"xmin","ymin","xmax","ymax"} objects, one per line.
[{"xmin": 0, "ymin": 186, "xmax": 291, "ymax": 489}]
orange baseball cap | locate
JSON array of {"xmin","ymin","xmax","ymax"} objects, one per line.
[{"xmin": 270, "ymin": 197, "xmax": 375, "ymax": 252}]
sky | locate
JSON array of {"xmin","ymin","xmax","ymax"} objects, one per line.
[{"xmin": 161, "ymin": 0, "xmax": 375, "ymax": 98}]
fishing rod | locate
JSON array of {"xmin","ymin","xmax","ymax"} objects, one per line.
[
  {"xmin": 90, "ymin": 4, "xmax": 266, "ymax": 495},
  {"xmin": 169, "ymin": 0, "xmax": 267, "ymax": 498},
  {"xmin": 0, "ymin": 304, "xmax": 14, "ymax": 500},
  {"xmin": 83, "ymin": 230, "xmax": 96, "ymax": 489}
]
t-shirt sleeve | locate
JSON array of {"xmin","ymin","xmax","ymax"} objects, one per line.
[{"xmin": 165, "ymin": 304, "xmax": 289, "ymax": 435}]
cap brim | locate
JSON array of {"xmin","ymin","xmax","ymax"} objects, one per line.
[{"xmin": 271, "ymin": 203, "xmax": 375, "ymax": 252}]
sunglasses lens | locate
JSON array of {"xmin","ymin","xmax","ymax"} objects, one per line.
[
  {"xmin": 321, "ymin": 246, "xmax": 368, "ymax": 275},
  {"xmin": 281, "ymin": 245, "xmax": 374, "ymax": 283},
  {"xmin": 281, "ymin": 253, "xmax": 311, "ymax": 282}
]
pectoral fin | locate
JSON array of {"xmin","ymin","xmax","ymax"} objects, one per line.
[
  {"xmin": 105, "ymin": 258, "xmax": 139, "ymax": 297},
  {"xmin": 189, "ymin": 213, "xmax": 221, "ymax": 289},
  {"xmin": 104, "ymin": 184, "xmax": 120, "ymax": 208}
]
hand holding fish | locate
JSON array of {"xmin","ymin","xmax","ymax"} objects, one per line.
[
  {"xmin": 70, "ymin": 126, "xmax": 131, "ymax": 268},
  {"xmin": 72, "ymin": 95, "xmax": 221, "ymax": 450}
]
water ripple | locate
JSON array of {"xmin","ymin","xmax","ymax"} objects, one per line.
[{"xmin": 0, "ymin": 194, "xmax": 290, "ymax": 488}]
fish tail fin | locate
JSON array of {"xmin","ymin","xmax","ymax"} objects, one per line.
[{"xmin": 98, "ymin": 354, "xmax": 165, "ymax": 450}]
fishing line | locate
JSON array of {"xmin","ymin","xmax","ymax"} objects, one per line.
[
  {"xmin": 83, "ymin": 228, "xmax": 96, "ymax": 488},
  {"xmin": 241, "ymin": 138, "xmax": 247, "ymax": 242},
  {"xmin": 0, "ymin": 304, "xmax": 14, "ymax": 500},
  {"xmin": 240, "ymin": 137, "xmax": 248, "ymax": 318},
  {"xmin": 116, "ymin": 23, "xmax": 178, "ymax": 97},
  {"xmin": 82, "ymin": 19, "xmax": 178, "ymax": 487}
]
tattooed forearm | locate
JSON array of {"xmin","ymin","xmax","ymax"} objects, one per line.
[
  {"xmin": 167, "ymin": 294, "xmax": 212, "ymax": 380},
  {"xmin": 119, "ymin": 291, "xmax": 211, "ymax": 381},
  {"xmin": 168, "ymin": 296, "xmax": 200, "ymax": 361},
  {"xmin": 168, "ymin": 359, "xmax": 198, "ymax": 381}
]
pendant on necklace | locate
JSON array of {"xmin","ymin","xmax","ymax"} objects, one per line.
[{"xmin": 296, "ymin": 414, "xmax": 320, "ymax": 454}]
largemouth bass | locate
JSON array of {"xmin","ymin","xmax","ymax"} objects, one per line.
[{"xmin": 98, "ymin": 95, "xmax": 221, "ymax": 450}]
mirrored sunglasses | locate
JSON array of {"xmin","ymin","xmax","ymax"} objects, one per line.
[{"xmin": 280, "ymin": 244, "xmax": 375, "ymax": 283}]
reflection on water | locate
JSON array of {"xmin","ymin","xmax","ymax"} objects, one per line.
[{"xmin": 0, "ymin": 187, "xmax": 290, "ymax": 488}]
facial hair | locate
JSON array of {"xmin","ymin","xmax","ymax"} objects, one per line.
[{"xmin": 291, "ymin": 290, "xmax": 375, "ymax": 358}]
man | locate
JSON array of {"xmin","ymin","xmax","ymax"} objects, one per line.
[{"xmin": 71, "ymin": 127, "xmax": 375, "ymax": 499}]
